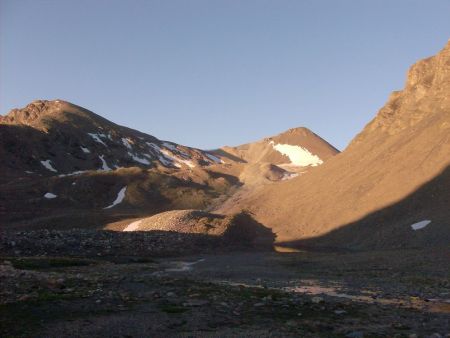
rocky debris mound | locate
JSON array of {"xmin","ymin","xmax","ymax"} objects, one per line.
[
  {"xmin": 123, "ymin": 211, "xmax": 276, "ymax": 248},
  {"xmin": 127, "ymin": 210, "xmax": 226, "ymax": 234},
  {"xmin": 0, "ymin": 220, "xmax": 274, "ymax": 258}
]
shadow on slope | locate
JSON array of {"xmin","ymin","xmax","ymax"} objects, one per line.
[
  {"xmin": 211, "ymin": 148, "xmax": 247, "ymax": 163},
  {"xmin": 277, "ymin": 165, "xmax": 450, "ymax": 250}
]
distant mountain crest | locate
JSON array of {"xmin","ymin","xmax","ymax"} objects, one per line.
[
  {"xmin": 220, "ymin": 126, "xmax": 339, "ymax": 168},
  {"xmin": 0, "ymin": 100, "xmax": 222, "ymax": 177}
]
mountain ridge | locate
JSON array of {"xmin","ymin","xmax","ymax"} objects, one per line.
[
  {"xmin": 217, "ymin": 40, "xmax": 450, "ymax": 249},
  {"xmin": 0, "ymin": 100, "xmax": 337, "ymax": 232}
]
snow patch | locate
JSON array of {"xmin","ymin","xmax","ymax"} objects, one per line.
[
  {"xmin": 147, "ymin": 142, "xmax": 194, "ymax": 168},
  {"xmin": 147, "ymin": 143, "xmax": 175, "ymax": 167},
  {"xmin": 282, "ymin": 172, "xmax": 299, "ymax": 181},
  {"xmin": 177, "ymin": 158, "xmax": 195, "ymax": 168},
  {"xmin": 128, "ymin": 152, "xmax": 151, "ymax": 165},
  {"xmin": 58, "ymin": 171, "xmax": 86, "ymax": 177},
  {"xmin": 123, "ymin": 220, "xmax": 143, "ymax": 232},
  {"xmin": 270, "ymin": 141, "xmax": 323, "ymax": 167},
  {"xmin": 162, "ymin": 142, "xmax": 177, "ymax": 151},
  {"xmin": 104, "ymin": 186, "xmax": 127, "ymax": 209},
  {"xmin": 99, "ymin": 155, "xmax": 112, "ymax": 171},
  {"xmin": 205, "ymin": 152, "xmax": 222, "ymax": 163},
  {"xmin": 80, "ymin": 146, "xmax": 91, "ymax": 154},
  {"xmin": 44, "ymin": 192, "xmax": 57, "ymax": 199},
  {"xmin": 40, "ymin": 160, "xmax": 57, "ymax": 172},
  {"xmin": 88, "ymin": 133, "xmax": 107, "ymax": 146},
  {"xmin": 411, "ymin": 220, "xmax": 431, "ymax": 231},
  {"xmin": 159, "ymin": 148, "xmax": 194, "ymax": 168},
  {"xmin": 121, "ymin": 138, "xmax": 133, "ymax": 150}
]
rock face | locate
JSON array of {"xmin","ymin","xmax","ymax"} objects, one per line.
[{"xmin": 220, "ymin": 41, "xmax": 450, "ymax": 249}]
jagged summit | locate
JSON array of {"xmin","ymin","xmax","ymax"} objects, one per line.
[
  {"xmin": 351, "ymin": 39, "xmax": 450, "ymax": 147},
  {"xmin": 1, "ymin": 100, "xmax": 107, "ymax": 128}
]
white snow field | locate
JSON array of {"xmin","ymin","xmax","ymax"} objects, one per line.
[
  {"xmin": 87, "ymin": 133, "xmax": 107, "ymax": 146},
  {"xmin": 410, "ymin": 220, "xmax": 431, "ymax": 231},
  {"xmin": 127, "ymin": 152, "xmax": 150, "ymax": 165},
  {"xmin": 40, "ymin": 160, "xmax": 58, "ymax": 172},
  {"xmin": 269, "ymin": 141, "xmax": 323, "ymax": 167},
  {"xmin": 205, "ymin": 152, "xmax": 222, "ymax": 163},
  {"xmin": 99, "ymin": 155, "xmax": 112, "ymax": 171},
  {"xmin": 104, "ymin": 186, "xmax": 127, "ymax": 209}
]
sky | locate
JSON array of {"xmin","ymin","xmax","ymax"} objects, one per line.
[{"xmin": 1, "ymin": 1, "xmax": 449, "ymax": 150}]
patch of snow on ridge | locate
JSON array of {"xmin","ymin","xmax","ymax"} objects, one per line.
[
  {"xmin": 161, "ymin": 149, "xmax": 194, "ymax": 168},
  {"xmin": 40, "ymin": 160, "xmax": 57, "ymax": 172},
  {"xmin": 162, "ymin": 142, "xmax": 177, "ymax": 151},
  {"xmin": 80, "ymin": 146, "xmax": 91, "ymax": 153},
  {"xmin": 146, "ymin": 142, "xmax": 178, "ymax": 167},
  {"xmin": 282, "ymin": 172, "xmax": 299, "ymax": 181},
  {"xmin": 205, "ymin": 153, "xmax": 222, "ymax": 163},
  {"xmin": 128, "ymin": 152, "xmax": 150, "ymax": 165},
  {"xmin": 44, "ymin": 192, "xmax": 57, "ymax": 199},
  {"xmin": 121, "ymin": 138, "xmax": 133, "ymax": 150},
  {"xmin": 104, "ymin": 186, "xmax": 127, "ymax": 209},
  {"xmin": 99, "ymin": 155, "xmax": 112, "ymax": 171},
  {"xmin": 58, "ymin": 171, "xmax": 87, "ymax": 177},
  {"xmin": 123, "ymin": 219, "xmax": 143, "ymax": 232},
  {"xmin": 270, "ymin": 141, "xmax": 323, "ymax": 167},
  {"xmin": 178, "ymin": 158, "xmax": 195, "ymax": 168},
  {"xmin": 411, "ymin": 220, "xmax": 431, "ymax": 231},
  {"xmin": 88, "ymin": 133, "xmax": 107, "ymax": 146}
]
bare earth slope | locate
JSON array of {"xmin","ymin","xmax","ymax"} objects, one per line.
[{"xmin": 220, "ymin": 41, "xmax": 450, "ymax": 249}]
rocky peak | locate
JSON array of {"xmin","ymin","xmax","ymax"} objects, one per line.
[
  {"xmin": 350, "ymin": 40, "xmax": 450, "ymax": 147},
  {"xmin": 0, "ymin": 100, "xmax": 56, "ymax": 125}
]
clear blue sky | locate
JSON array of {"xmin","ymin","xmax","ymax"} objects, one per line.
[{"xmin": 1, "ymin": 0, "xmax": 449, "ymax": 150}]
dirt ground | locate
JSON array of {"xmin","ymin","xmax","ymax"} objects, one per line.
[{"xmin": 1, "ymin": 247, "xmax": 449, "ymax": 337}]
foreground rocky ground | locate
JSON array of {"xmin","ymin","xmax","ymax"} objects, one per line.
[{"xmin": 0, "ymin": 231, "xmax": 449, "ymax": 337}]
